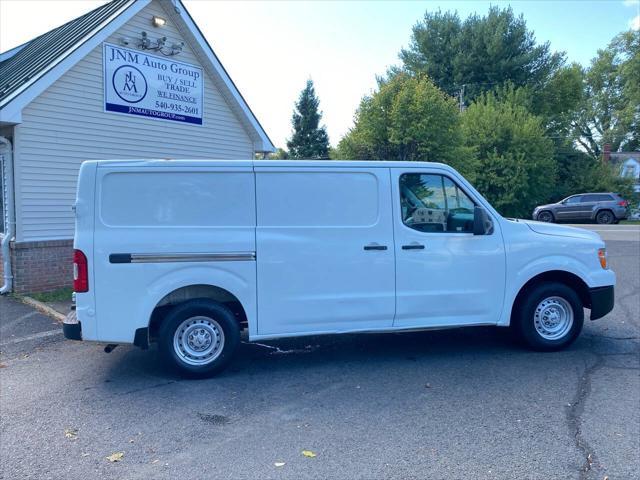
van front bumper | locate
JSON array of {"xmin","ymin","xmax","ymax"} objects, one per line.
[
  {"xmin": 589, "ymin": 285, "xmax": 614, "ymax": 320},
  {"xmin": 63, "ymin": 310, "xmax": 82, "ymax": 340}
]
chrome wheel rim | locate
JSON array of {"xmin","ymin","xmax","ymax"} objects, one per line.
[
  {"xmin": 534, "ymin": 296, "xmax": 574, "ymax": 340},
  {"xmin": 173, "ymin": 316, "xmax": 224, "ymax": 366}
]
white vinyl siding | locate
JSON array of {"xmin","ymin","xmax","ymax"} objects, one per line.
[{"xmin": 14, "ymin": 1, "xmax": 254, "ymax": 242}]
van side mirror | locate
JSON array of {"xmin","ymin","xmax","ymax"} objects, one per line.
[{"xmin": 473, "ymin": 206, "xmax": 493, "ymax": 235}]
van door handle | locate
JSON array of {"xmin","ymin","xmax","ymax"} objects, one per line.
[
  {"xmin": 364, "ymin": 244, "xmax": 387, "ymax": 251},
  {"xmin": 402, "ymin": 243, "xmax": 425, "ymax": 250}
]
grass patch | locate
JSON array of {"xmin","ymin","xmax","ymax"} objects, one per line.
[
  {"xmin": 28, "ymin": 287, "xmax": 73, "ymax": 303},
  {"xmin": 620, "ymin": 219, "xmax": 640, "ymax": 225}
]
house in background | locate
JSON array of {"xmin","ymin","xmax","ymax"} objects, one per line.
[
  {"xmin": 609, "ymin": 152, "xmax": 640, "ymax": 194},
  {"xmin": 0, "ymin": 0, "xmax": 274, "ymax": 293}
]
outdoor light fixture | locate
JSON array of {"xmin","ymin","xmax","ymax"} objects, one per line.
[
  {"xmin": 170, "ymin": 42, "xmax": 184, "ymax": 55},
  {"xmin": 152, "ymin": 15, "xmax": 167, "ymax": 27},
  {"xmin": 140, "ymin": 31, "xmax": 151, "ymax": 49},
  {"xmin": 138, "ymin": 31, "xmax": 182, "ymax": 56}
]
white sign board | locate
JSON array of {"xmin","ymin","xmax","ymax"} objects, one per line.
[{"xmin": 103, "ymin": 43, "xmax": 203, "ymax": 125}]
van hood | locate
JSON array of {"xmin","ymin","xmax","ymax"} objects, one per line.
[{"xmin": 522, "ymin": 220, "xmax": 601, "ymax": 241}]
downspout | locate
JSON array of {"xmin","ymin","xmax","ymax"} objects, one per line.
[{"xmin": 0, "ymin": 136, "xmax": 15, "ymax": 294}]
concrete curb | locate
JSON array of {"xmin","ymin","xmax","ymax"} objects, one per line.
[{"xmin": 18, "ymin": 296, "xmax": 66, "ymax": 323}]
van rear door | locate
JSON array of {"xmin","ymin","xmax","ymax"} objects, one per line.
[{"xmin": 255, "ymin": 166, "xmax": 395, "ymax": 336}]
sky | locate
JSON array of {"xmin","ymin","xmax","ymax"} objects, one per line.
[{"xmin": 1, "ymin": 0, "xmax": 639, "ymax": 149}]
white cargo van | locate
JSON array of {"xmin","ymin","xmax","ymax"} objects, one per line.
[{"xmin": 64, "ymin": 160, "xmax": 615, "ymax": 377}]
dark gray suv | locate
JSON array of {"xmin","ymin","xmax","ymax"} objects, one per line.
[{"xmin": 533, "ymin": 193, "xmax": 628, "ymax": 224}]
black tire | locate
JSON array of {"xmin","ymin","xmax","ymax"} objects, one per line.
[
  {"xmin": 595, "ymin": 209, "xmax": 615, "ymax": 225},
  {"xmin": 537, "ymin": 210, "xmax": 554, "ymax": 223},
  {"xmin": 512, "ymin": 282, "xmax": 584, "ymax": 351},
  {"xmin": 158, "ymin": 299, "xmax": 240, "ymax": 378}
]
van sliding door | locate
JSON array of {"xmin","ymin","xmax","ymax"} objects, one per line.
[{"xmin": 254, "ymin": 167, "xmax": 395, "ymax": 336}]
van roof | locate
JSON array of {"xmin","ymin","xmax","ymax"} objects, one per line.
[{"xmin": 91, "ymin": 159, "xmax": 456, "ymax": 171}]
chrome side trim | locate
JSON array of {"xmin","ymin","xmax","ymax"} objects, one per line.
[{"xmin": 109, "ymin": 252, "xmax": 256, "ymax": 264}]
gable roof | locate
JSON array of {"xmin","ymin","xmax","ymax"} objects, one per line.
[
  {"xmin": 0, "ymin": 0, "xmax": 133, "ymax": 106},
  {"xmin": 0, "ymin": 0, "xmax": 274, "ymax": 152},
  {"xmin": 0, "ymin": 0, "xmax": 131, "ymax": 103}
]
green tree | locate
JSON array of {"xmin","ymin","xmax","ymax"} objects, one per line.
[
  {"xmin": 461, "ymin": 92, "xmax": 556, "ymax": 217},
  {"xmin": 400, "ymin": 7, "xmax": 564, "ymax": 103},
  {"xmin": 335, "ymin": 73, "xmax": 470, "ymax": 170},
  {"xmin": 571, "ymin": 31, "xmax": 640, "ymax": 158},
  {"xmin": 268, "ymin": 148, "xmax": 289, "ymax": 160},
  {"xmin": 552, "ymin": 147, "xmax": 635, "ymax": 201},
  {"xmin": 287, "ymin": 80, "xmax": 330, "ymax": 159}
]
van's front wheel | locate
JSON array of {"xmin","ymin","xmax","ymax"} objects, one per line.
[
  {"xmin": 159, "ymin": 299, "xmax": 240, "ymax": 378},
  {"xmin": 513, "ymin": 282, "xmax": 584, "ymax": 351}
]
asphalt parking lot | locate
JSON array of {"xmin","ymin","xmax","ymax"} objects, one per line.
[{"xmin": 1, "ymin": 225, "xmax": 638, "ymax": 480}]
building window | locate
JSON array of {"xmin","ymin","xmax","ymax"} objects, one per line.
[{"xmin": 622, "ymin": 164, "xmax": 636, "ymax": 178}]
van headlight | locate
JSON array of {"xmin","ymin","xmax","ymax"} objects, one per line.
[{"xmin": 598, "ymin": 248, "xmax": 608, "ymax": 269}]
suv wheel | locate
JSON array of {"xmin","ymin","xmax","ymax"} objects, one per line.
[
  {"xmin": 537, "ymin": 211, "xmax": 554, "ymax": 223},
  {"xmin": 158, "ymin": 299, "xmax": 240, "ymax": 378},
  {"xmin": 513, "ymin": 282, "xmax": 584, "ymax": 351},
  {"xmin": 596, "ymin": 210, "xmax": 615, "ymax": 225}
]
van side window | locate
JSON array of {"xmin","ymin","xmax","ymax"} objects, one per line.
[{"xmin": 400, "ymin": 173, "xmax": 475, "ymax": 233}]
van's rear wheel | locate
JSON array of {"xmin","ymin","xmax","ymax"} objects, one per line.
[
  {"xmin": 159, "ymin": 299, "xmax": 239, "ymax": 378},
  {"xmin": 513, "ymin": 282, "xmax": 584, "ymax": 351}
]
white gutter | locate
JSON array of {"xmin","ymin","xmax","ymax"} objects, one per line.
[{"xmin": 0, "ymin": 136, "xmax": 15, "ymax": 294}]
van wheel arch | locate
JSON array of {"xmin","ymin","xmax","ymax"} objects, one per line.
[
  {"xmin": 149, "ymin": 284, "xmax": 247, "ymax": 343},
  {"xmin": 510, "ymin": 271, "xmax": 590, "ymax": 324}
]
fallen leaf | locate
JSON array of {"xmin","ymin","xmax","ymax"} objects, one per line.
[
  {"xmin": 64, "ymin": 428, "xmax": 78, "ymax": 440},
  {"xmin": 152, "ymin": 459, "xmax": 159, "ymax": 464},
  {"xmin": 274, "ymin": 462, "xmax": 286, "ymax": 467},
  {"xmin": 0, "ymin": 363, "xmax": 7, "ymax": 368},
  {"xmin": 106, "ymin": 452, "xmax": 124, "ymax": 462},
  {"xmin": 302, "ymin": 450, "xmax": 316, "ymax": 458}
]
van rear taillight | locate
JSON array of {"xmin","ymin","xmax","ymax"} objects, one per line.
[
  {"xmin": 73, "ymin": 249, "xmax": 89, "ymax": 292},
  {"xmin": 618, "ymin": 200, "xmax": 628, "ymax": 207}
]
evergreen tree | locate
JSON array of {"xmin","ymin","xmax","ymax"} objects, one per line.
[{"xmin": 287, "ymin": 80, "xmax": 330, "ymax": 159}]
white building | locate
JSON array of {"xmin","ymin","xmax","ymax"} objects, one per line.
[
  {"xmin": 610, "ymin": 152, "xmax": 640, "ymax": 193},
  {"xmin": 0, "ymin": 0, "xmax": 274, "ymax": 293}
]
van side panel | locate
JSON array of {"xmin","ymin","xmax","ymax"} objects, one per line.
[
  {"xmin": 254, "ymin": 167, "xmax": 396, "ymax": 336},
  {"xmin": 91, "ymin": 165, "xmax": 256, "ymax": 343}
]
